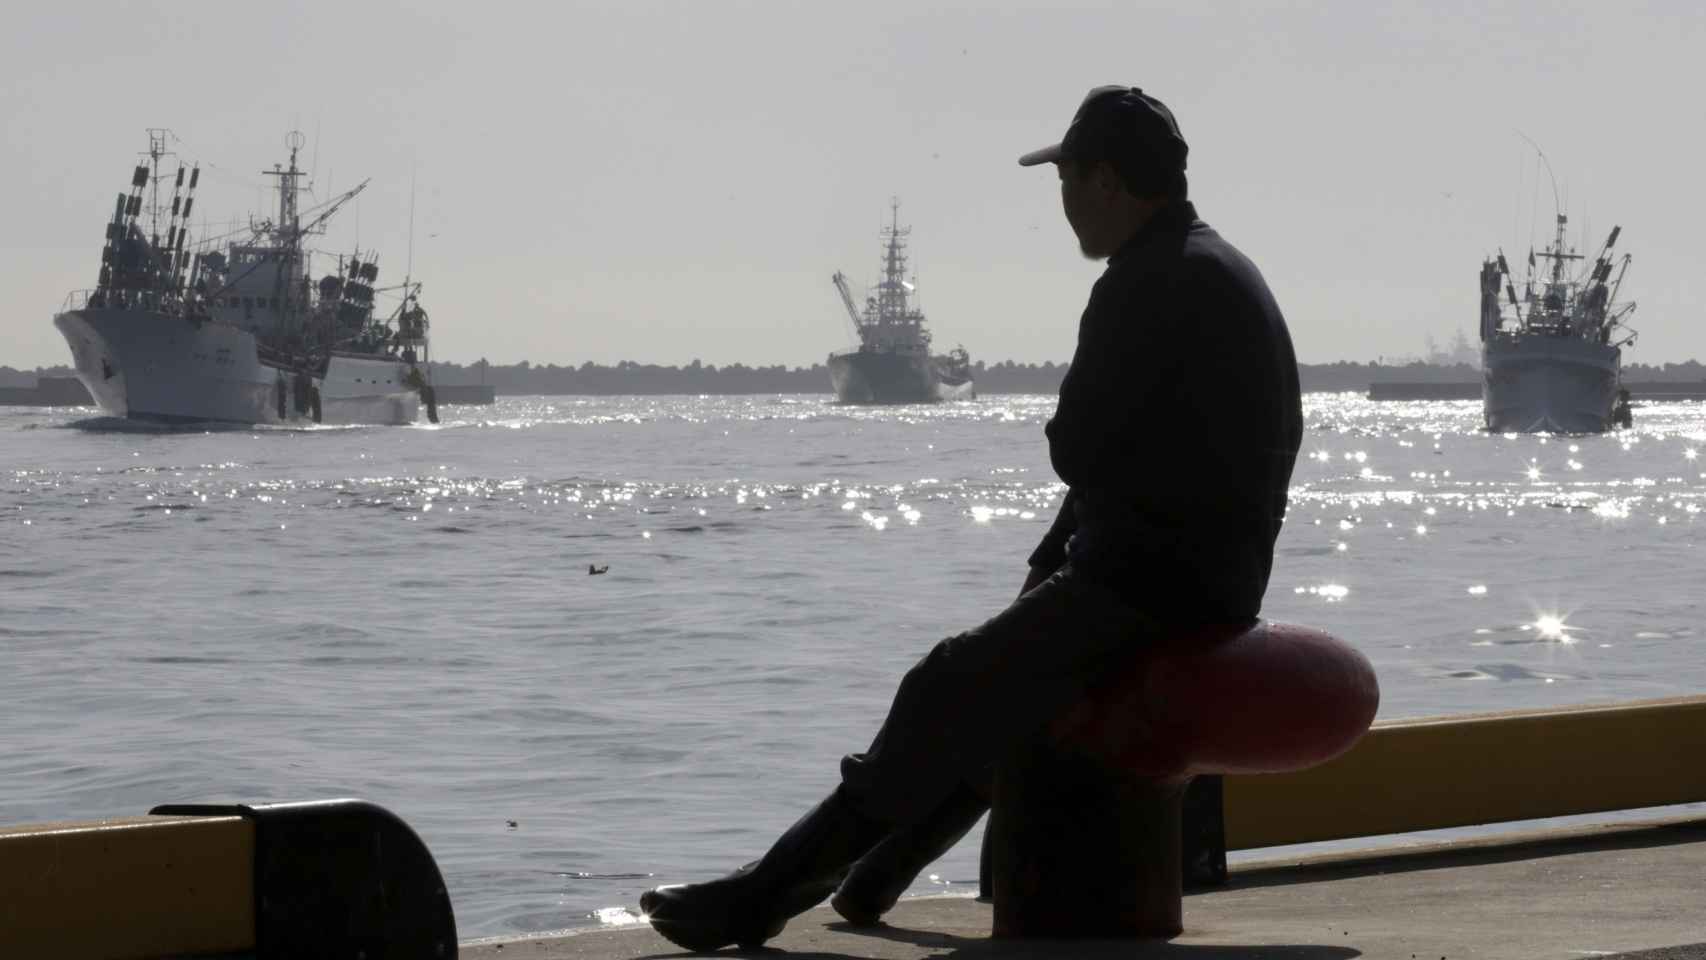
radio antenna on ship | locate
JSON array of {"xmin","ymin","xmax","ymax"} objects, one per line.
[
  {"xmin": 140, "ymin": 129, "xmax": 177, "ymax": 250},
  {"xmin": 1517, "ymin": 132, "xmax": 1560, "ymax": 231}
]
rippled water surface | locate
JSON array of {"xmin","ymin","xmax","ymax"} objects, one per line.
[{"xmin": 3, "ymin": 393, "xmax": 1704, "ymax": 937}]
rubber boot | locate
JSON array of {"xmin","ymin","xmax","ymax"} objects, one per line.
[
  {"xmin": 639, "ymin": 787, "xmax": 890, "ymax": 952},
  {"xmin": 831, "ymin": 783, "xmax": 988, "ymax": 926}
]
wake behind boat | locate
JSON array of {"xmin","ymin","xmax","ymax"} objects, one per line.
[{"xmin": 54, "ymin": 130, "xmax": 438, "ymax": 426}]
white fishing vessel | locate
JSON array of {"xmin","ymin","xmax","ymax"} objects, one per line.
[
  {"xmin": 1479, "ymin": 155, "xmax": 1637, "ymax": 434},
  {"xmin": 54, "ymin": 130, "xmax": 437, "ymax": 426}
]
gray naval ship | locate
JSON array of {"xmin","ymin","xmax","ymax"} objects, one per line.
[
  {"xmin": 827, "ymin": 200, "xmax": 973, "ymax": 404},
  {"xmin": 1479, "ymin": 212, "xmax": 1637, "ymax": 433}
]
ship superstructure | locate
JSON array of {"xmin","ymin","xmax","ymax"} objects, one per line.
[
  {"xmin": 1480, "ymin": 209, "xmax": 1636, "ymax": 433},
  {"xmin": 827, "ymin": 200, "xmax": 973, "ymax": 403},
  {"xmin": 54, "ymin": 130, "xmax": 437, "ymax": 425}
]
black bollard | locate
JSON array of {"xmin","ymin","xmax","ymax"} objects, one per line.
[
  {"xmin": 151, "ymin": 799, "xmax": 457, "ymax": 958},
  {"xmin": 989, "ymin": 738, "xmax": 1186, "ymax": 939},
  {"xmin": 1181, "ymin": 774, "xmax": 1227, "ymax": 889}
]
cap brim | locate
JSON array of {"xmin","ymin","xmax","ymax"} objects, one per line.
[{"xmin": 1017, "ymin": 143, "xmax": 1064, "ymax": 167}]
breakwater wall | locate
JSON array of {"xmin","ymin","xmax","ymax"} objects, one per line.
[
  {"xmin": 1368, "ymin": 381, "xmax": 1706, "ymax": 401},
  {"xmin": 0, "ymin": 376, "xmax": 92, "ymax": 406}
]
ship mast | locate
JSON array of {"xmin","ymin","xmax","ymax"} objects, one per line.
[
  {"xmin": 877, "ymin": 197, "xmax": 911, "ymax": 325},
  {"xmin": 264, "ymin": 131, "xmax": 306, "ymax": 246},
  {"xmin": 262, "ymin": 131, "xmax": 309, "ymax": 339},
  {"xmin": 827, "ymin": 198, "xmax": 933, "ymax": 357},
  {"xmin": 144, "ymin": 129, "xmax": 197, "ymax": 293},
  {"xmin": 94, "ymin": 129, "xmax": 201, "ymax": 301},
  {"xmin": 143, "ymin": 128, "xmax": 173, "ymax": 250},
  {"xmin": 1536, "ymin": 214, "xmax": 1582, "ymax": 292},
  {"xmin": 1487, "ymin": 143, "xmax": 1637, "ymax": 349}
]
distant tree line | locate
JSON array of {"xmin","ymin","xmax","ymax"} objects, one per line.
[{"xmin": 7, "ymin": 358, "xmax": 1706, "ymax": 395}]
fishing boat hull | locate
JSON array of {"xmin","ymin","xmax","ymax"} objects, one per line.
[
  {"xmin": 828, "ymin": 349, "xmax": 939, "ymax": 404},
  {"xmin": 54, "ymin": 308, "xmax": 418, "ymax": 426},
  {"xmin": 55, "ymin": 307, "xmax": 283, "ymax": 424},
  {"xmin": 828, "ymin": 350, "xmax": 975, "ymax": 403},
  {"xmin": 320, "ymin": 354, "xmax": 421, "ymax": 425},
  {"xmin": 1482, "ymin": 334, "xmax": 1620, "ymax": 434}
]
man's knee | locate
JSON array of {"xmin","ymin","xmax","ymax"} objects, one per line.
[{"xmin": 899, "ymin": 631, "xmax": 983, "ymax": 692}]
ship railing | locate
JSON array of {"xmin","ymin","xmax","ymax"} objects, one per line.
[
  {"xmin": 60, "ymin": 289, "xmax": 149, "ymax": 312},
  {"xmin": 329, "ymin": 348, "xmax": 406, "ymax": 362},
  {"xmin": 60, "ymin": 288, "xmax": 195, "ymax": 317}
]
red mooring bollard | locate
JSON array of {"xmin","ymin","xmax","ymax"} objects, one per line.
[{"xmin": 989, "ymin": 621, "xmax": 1379, "ymax": 939}]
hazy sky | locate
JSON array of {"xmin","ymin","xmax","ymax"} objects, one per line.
[{"xmin": 4, "ymin": 1, "xmax": 1702, "ymax": 369}]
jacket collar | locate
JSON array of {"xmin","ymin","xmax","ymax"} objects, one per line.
[{"xmin": 1108, "ymin": 199, "xmax": 1198, "ymax": 266}]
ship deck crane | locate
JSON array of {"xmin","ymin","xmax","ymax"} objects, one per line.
[{"xmin": 831, "ymin": 271, "xmax": 866, "ymax": 343}]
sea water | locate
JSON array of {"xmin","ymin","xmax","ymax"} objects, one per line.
[{"xmin": 2, "ymin": 393, "xmax": 1703, "ymax": 937}]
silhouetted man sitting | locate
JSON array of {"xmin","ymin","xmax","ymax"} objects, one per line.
[{"xmin": 639, "ymin": 85, "xmax": 1303, "ymax": 951}]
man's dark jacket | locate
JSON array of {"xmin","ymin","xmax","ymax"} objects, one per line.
[{"xmin": 1027, "ymin": 199, "xmax": 1302, "ymax": 621}]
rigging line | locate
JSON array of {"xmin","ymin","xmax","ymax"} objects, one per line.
[
  {"xmin": 164, "ymin": 134, "xmax": 245, "ymax": 187},
  {"xmin": 1577, "ymin": 201, "xmax": 1587, "ymax": 284},
  {"xmin": 1527, "ymin": 154, "xmax": 1540, "ymax": 273},
  {"xmin": 1515, "ymin": 130, "xmax": 1561, "ymax": 221},
  {"xmin": 406, "ymin": 163, "xmax": 417, "ymax": 283},
  {"xmin": 188, "ymin": 224, "xmax": 258, "ymax": 248},
  {"xmin": 1512, "ymin": 142, "xmax": 1523, "ymax": 267}
]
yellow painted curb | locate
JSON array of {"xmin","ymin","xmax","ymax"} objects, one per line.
[
  {"xmin": 0, "ymin": 814, "xmax": 254, "ymax": 960},
  {"xmin": 1226, "ymin": 695, "xmax": 1706, "ymax": 849}
]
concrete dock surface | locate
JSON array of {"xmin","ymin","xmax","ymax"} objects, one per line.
[{"xmin": 464, "ymin": 817, "xmax": 1706, "ymax": 960}]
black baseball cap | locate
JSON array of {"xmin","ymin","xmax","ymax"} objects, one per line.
[{"xmin": 1018, "ymin": 85, "xmax": 1188, "ymax": 176}]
